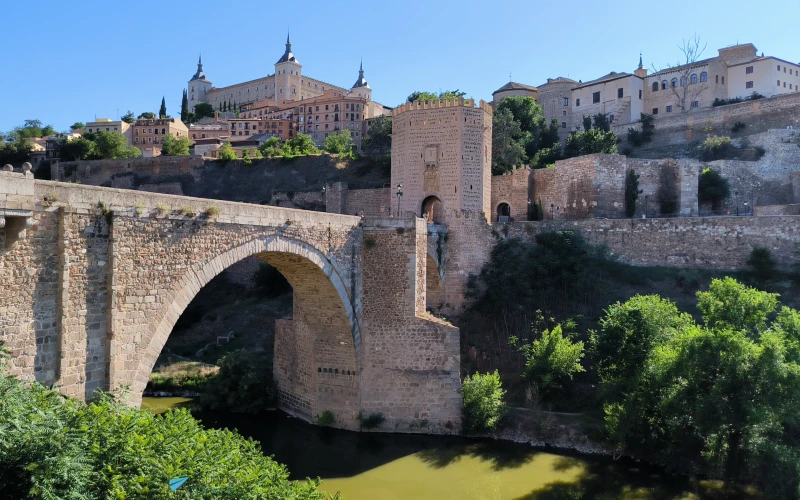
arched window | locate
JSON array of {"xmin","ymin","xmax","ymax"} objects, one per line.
[
  {"xmin": 690, "ymin": 74, "xmax": 698, "ymax": 84},
  {"xmin": 680, "ymin": 77, "xmax": 687, "ymax": 87},
  {"xmin": 661, "ymin": 80, "xmax": 668, "ymax": 90},
  {"xmin": 671, "ymin": 78, "xmax": 678, "ymax": 88},
  {"xmin": 700, "ymin": 72, "xmax": 707, "ymax": 82},
  {"xmin": 652, "ymin": 82, "xmax": 659, "ymax": 92}
]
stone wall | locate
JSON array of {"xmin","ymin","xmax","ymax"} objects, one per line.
[
  {"xmin": 490, "ymin": 167, "xmax": 531, "ymax": 221},
  {"xmin": 360, "ymin": 217, "xmax": 462, "ymax": 433},
  {"xmin": 497, "ymin": 216, "xmax": 800, "ymax": 270},
  {"xmin": 614, "ymin": 92, "xmax": 800, "ymax": 148},
  {"xmin": 754, "ymin": 204, "xmax": 800, "ymax": 216}
]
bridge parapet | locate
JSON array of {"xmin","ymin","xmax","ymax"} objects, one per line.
[{"xmin": 0, "ymin": 166, "xmax": 35, "ymax": 247}]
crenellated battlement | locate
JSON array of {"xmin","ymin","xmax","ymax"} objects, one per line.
[{"xmin": 392, "ymin": 98, "xmax": 493, "ymax": 117}]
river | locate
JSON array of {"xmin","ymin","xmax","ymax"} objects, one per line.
[{"xmin": 142, "ymin": 397, "xmax": 759, "ymax": 499}]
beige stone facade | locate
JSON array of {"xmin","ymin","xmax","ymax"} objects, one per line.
[{"xmin": 131, "ymin": 118, "xmax": 189, "ymax": 157}]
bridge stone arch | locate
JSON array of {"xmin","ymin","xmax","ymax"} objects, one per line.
[{"xmin": 127, "ymin": 235, "xmax": 362, "ymax": 419}]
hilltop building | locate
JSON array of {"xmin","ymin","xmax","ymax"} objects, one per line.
[{"xmin": 494, "ymin": 43, "xmax": 799, "ymax": 136}]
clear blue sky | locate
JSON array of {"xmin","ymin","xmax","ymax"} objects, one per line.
[{"xmin": 1, "ymin": 0, "xmax": 798, "ymax": 132}]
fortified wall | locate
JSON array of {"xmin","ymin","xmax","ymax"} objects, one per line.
[{"xmin": 614, "ymin": 92, "xmax": 800, "ymax": 148}]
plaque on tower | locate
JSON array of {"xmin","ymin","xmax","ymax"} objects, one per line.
[{"xmin": 423, "ymin": 146, "xmax": 440, "ymax": 192}]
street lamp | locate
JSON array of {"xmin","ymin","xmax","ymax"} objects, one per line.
[
  {"xmin": 734, "ymin": 191, "xmax": 739, "ymax": 216},
  {"xmin": 644, "ymin": 194, "xmax": 649, "ymax": 219},
  {"xmin": 551, "ymin": 203, "xmax": 555, "ymax": 220},
  {"xmin": 321, "ymin": 186, "xmax": 327, "ymax": 212},
  {"xmin": 396, "ymin": 184, "xmax": 403, "ymax": 218},
  {"xmin": 744, "ymin": 201, "xmax": 749, "ymax": 216},
  {"xmin": 528, "ymin": 198, "xmax": 532, "ymax": 221}
]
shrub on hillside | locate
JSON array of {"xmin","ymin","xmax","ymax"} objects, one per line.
[
  {"xmin": 698, "ymin": 167, "xmax": 730, "ymax": 210},
  {"xmin": 698, "ymin": 135, "xmax": 732, "ymax": 161},
  {"xmin": 512, "ymin": 322, "xmax": 585, "ymax": 399},
  {"xmin": 461, "ymin": 370, "xmax": 506, "ymax": 433},
  {"xmin": 747, "ymin": 246, "xmax": 777, "ymax": 282}
]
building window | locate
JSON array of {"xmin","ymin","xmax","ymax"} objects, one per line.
[
  {"xmin": 778, "ymin": 80, "xmax": 781, "ymax": 86},
  {"xmin": 778, "ymin": 65, "xmax": 781, "ymax": 71},
  {"xmin": 652, "ymin": 82, "xmax": 658, "ymax": 92},
  {"xmin": 652, "ymin": 108, "xmax": 659, "ymax": 115},
  {"xmin": 722, "ymin": 77, "xmax": 725, "ymax": 84},
  {"xmin": 691, "ymin": 101, "xmax": 699, "ymax": 108},
  {"xmin": 563, "ymin": 97, "xmax": 568, "ymax": 106},
  {"xmin": 666, "ymin": 105, "xmax": 672, "ymax": 113},
  {"xmin": 592, "ymin": 91, "xmax": 600, "ymax": 103},
  {"xmin": 716, "ymin": 75, "xmax": 719, "ymax": 84},
  {"xmin": 617, "ymin": 88, "xmax": 623, "ymax": 98},
  {"xmin": 561, "ymin": 122, "xmax": 566, "ymax": 128},
  {"xmin": 563, "ymin": 110, "xmax": 567, "ymax": 116},
  {"xmin": 575, "ymin": 98, "xmax": 580, "ymax": 106},
  {"xmin": 661, "ymin": 80, "xmax": 668, "ymax": 90},
  {"xmin": 690, "ymin": 74, "xmax": 698, "ymax": 84},
  {"xmin": 671, "ymin": 78, "xmax": 677, "ymax": 88},
  {"xmin": 700, "ymin": 72, "xmax": 707, "ymax": 82},
  {"xmin": 746, "ymin": 66, "xmax": 754, "ymax": 74},
  {"xmin": 639, "ymin": 89, "xmax": 642, "ymax": 99},
  {"xmin": 746, "ymin": 81, "xmax": 754, "ymax": 89},
  {"xmin": 680, "ymin": 77, "xmax": 687, "ymax": 87}
]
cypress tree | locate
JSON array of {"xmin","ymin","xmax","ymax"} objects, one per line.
[
  {"xmin": 180, "ymin": 90, "xmax": 189, "ymax": 122},
  {"xmin": 159, "ymin": 97, "xmax": 167, "ymax": 119}
]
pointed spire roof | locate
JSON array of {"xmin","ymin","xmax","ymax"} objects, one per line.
[
  {"xmin": 638, "ymin": 52, "xmax": 643, "ymax": 70},
  {"xmin": 191, "ymin": 54, "xmax": 207, "ymax": 81},
  {"xmin": 277, "ymin": 31, "xmax": 299, "ymax": 64},
  {"xmin": 352, "ymin": 59, "xmax": 370, "ymax": 89}
]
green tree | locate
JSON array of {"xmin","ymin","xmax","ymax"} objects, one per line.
[
  {"xmin": 323, "ymin": 130, "xmax": 353, "ymax": 155},
  {"xmin": 138, "ymin": 112, "xmax": 156, "ymax": 120},
  {"xmin": 159, "ymin": 97, "xmax": 167, "ymax": 119},
  {"xmin": 407, "ymin": 89, "xmax": 466, "ymax": 102},
  {"xmin": 362, "ymin": 115, "xmax": 392, "ymax": 157},
  {"xmin": 603, "ymin": 279, "xmax": 800, "ymax": 496},
  {"xmin": 491, "ymin": 108, "xmax": 527, "ymax": 174},
  {"xmin": 217, "ymin": 142, "xmax": 237, "ymax": 161},
  {"xmin": 624, "ymin": 168, "xmax": 640, "ymax": 217},
  {"xmin": 121, "ymin": 111, "xmax": 135, "ymax": 124},
  {"xmin": 194, "ymin": 102, "xmax": 215, "ymax": 120},
  {"xmin": 592, "ymin": 295, "xmax": 694, "ymax": 397},
  {"xmin": 287, "ymin": 133, "xmax": 319, "ymax": 155},
  {"xmin": 698, "ymin": 167, "xmax": 730, "ymax": 211},
  {"xmin": 563, "ymin": 128, "xmax": 618, "ymax": 159},
  {"xmin": 160, "ymin": 134, "xmax": 192, "ymax": 156},
  {"xmin": 58, "ymin": 136, "xmax": 95, "ymax": 161},
  {"xmin": 747, "ymin": 246, "xmax": 777, "ymax": 283},
  {"xmin": 513, "ymin": 324, "xmax": 585, "ymax": 398},
  {"xmin": 592, "ymin": 113, "xmax": 611, "ymax": 132},
  {"xmin": 461, "ymin": 370, "xmax": 506, "ymax": 433},
  {"xmin": 180, "ymin": 89, "xmax": 189, "ymax": 122},
  {"xmin": 259, "ymin": 137, "xmax": 282, "ymax": 157},
  {"xmin": 92, "ymin": 131, "xmax": 141, "ymax": 159},
  {"xmin": 69, "ymin": 122, "xmax": 85, "ymax": 131}
]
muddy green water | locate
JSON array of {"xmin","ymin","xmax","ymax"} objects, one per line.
[{"xmin": 143, "ymin": 397, "xmax": 759, "ymax": 500}]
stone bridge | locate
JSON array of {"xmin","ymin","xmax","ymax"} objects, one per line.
[{"xmin": 0, "ymin": 168, "xmax": 461, "ymax": 433}]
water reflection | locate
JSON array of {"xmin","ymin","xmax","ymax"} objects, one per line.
[{"xmin": 144, "ymin": 398, "xmax": 760, "ymax": 500}]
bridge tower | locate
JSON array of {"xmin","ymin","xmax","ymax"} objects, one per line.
[{"xmin": 390, "ymin": 98, "xmax": 494, "ymax": 310}]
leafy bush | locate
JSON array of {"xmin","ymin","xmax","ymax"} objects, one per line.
[
  {"xmin": 747, "ymin": 246, "xmax": 777, "ymax": 282},
  {"xmin": 0, "ymin": 356, "xmax": 333, "ymax": 499},
  {"xmin": 199, "ymin": 350, "xmax": 277, "ymax": 413},
  {"xmin": 461, "ymin": 370, "xmax": 506, "ymax": 433},
  {"xmin": 205, "ymin": 205, "xmax": 220, "ymax": 218},
  {"xmin": 357, "ymin": 411, "xmax": 385, "ymax": 430},
  {"xmin": 317, "ymin": 410, "xmax": 335, "ymax": 427},
  {"xmin": 698, "ymin": 167, "xmax": 730, "ymax": 210},
  {"xmin": 217, "ymin": 142, "xmax": 237, "ymax": 162},
  {"xmin": 513, "ymin": 324, "xmax": 585, "ymax": 398},
  {"xmin": 698, "ymin": 135, "xmax": 732, "ymax": 161},
  {"xmin": 323, "ymin": 130, "xmax": 353, "ymax": 155}
]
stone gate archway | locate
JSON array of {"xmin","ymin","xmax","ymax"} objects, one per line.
[
  {"xmin": 421, "ymin": 196, "xmax": 444, "ymax": 224},
  {"xmin": 120, "ymin": 235, "xmax": 361, "ymax": 423}
]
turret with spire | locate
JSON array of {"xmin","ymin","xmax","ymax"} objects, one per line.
[
  {"xmin": 352, "ymin": 59, "xmax": 370, "ymax": 89},
  {"xmin": 277, "ymin": 31, "xmax": 299, "ymax": 64},
  {"xmin": 191, "ymin": 55, "xmax": 207, "ymax": 81},
  {"xmin": 634, "ymin": 52, "xmax": 648, "ymax": 78}
]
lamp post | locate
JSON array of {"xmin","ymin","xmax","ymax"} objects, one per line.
[
  {"xmin": 528, "ymin": 198, "xmax": 532, "ymax": 221},
  {"xmin": 321, "ymin": 185, "xmax": 326, "ymax": 212},
  {"xmin": 396, "ymin": 184, "xmax": 403, "ymax": 218},
  {"xmin": 644, "ymin": 194, "xmax": 649, "ymax": 219},
  {"xmin": 734, "ymin": 191, "xmax": 739, "ymax": 216},
  {"xmin": 744, "ymin": 201, "xmax": 749, "ymax": 216},
  {"xmin": 551, "ymin": 203, "xmax": 555, "ymax": 220}
]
